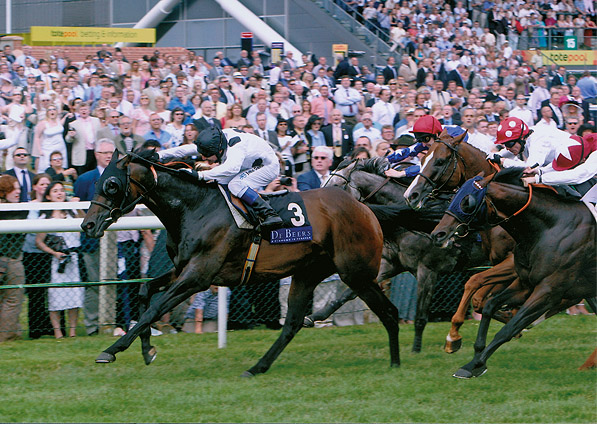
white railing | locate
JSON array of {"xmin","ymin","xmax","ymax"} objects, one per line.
[{"xmin": 0, "ymin": 202, "xmax": 228, "ymax": 347}]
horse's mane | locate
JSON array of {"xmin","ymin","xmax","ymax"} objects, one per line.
[{"xmin": 493, "ymin": 167, "xmax": 525, "ymax": 186}]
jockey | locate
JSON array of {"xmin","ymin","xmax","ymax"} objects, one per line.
[
  {"xmin": 522, "ymin": 133, "xmax": 597, "ymax": 201},
  {"xmin": 157, "ymin": 127, "xmax": 284, "ymax": 230},
  {"xmin": 493, "ymin": 117, "xmax": 569, "ymax": 170},
  {"xmin": 385, "ymin": 115, "xmax": 443, "ymax": 178}
]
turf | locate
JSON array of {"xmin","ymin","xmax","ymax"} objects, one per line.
[{"xmin": 1, "ymin": 315, "xmax": 595, "ymax": 423}]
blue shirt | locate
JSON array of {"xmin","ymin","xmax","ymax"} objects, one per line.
[
  {"xmin": 186, "ymin": 288, "xmax": 229, "ymax": 320},
  {"xmin": 386, "ymin": 142, "xmax": 427, "ymax": 164},
  {"xmin": 143, "ymin": 129, "xmax": 172, "ymax": 147}
]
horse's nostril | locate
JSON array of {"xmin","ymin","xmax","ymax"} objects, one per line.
[
  {"xmin": 84, "ymin": 221, "xmax": 95, "ymax": 230},
  {"xmin": 433, "ymin": 231, "xmax": 446, "ymax": 242},
  {"xmin": 410, "ymin": 191, "xmax": 420, "ymax": 201}
]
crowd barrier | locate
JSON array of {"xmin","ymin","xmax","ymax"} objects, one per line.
[{"xmin": 0, "ymin": 202, "xmax": 483, "ymax": 341}]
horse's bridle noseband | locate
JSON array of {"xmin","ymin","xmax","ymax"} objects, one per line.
[
  {"xmin": 417, "ymin": 140, "xmax": 468, "ymax": 199},
  {"xmin": 90, "ymin": 156, "xmax": 158, "ymax": 225}
]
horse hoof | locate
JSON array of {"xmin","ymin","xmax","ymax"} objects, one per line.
[
  {"xmin": 444, "ymin": 338, "xmax": 462, "ymax": 354},
  {"xmin": 452, "ymin": 367, "xmax": 473, "ymax": 379},
  {"xmin": 303, "ymin": 316, "xmax": 314, "ymax": 328},
  {"xmin": 390, "ymin": 362, "xmax": 400, "ymax": 368},
  {"xmin": 143, "ymin": 347, "xmax": 157, "ymax": 365},
  {"xmin": 240, "ymin": 370, "xmax": 255, "ymax": 378},
  {"xmin": 95, "ymin": 352, "xmax": 116, "ymax": 364}
]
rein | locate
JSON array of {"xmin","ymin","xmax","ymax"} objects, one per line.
[
  {"xmin": 419, "ymin": 140, "xmax": 468, "ymax": 198},
  {"xmin": 91, "ymin": 153, "xmax": 192, "ymax": 223}
]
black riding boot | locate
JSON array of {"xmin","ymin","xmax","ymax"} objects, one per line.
[{"xmin": 249, "ymin": 196, "xmax": 284, "ymax": 230}]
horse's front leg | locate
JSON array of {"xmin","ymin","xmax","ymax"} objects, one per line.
[
  {"xmin": 445, "ymin": 255, "xmax": 516, "ymax": 354},
  {"xmin": 96, "ymin": 257, "xmax": 207, "ymax": 364},
  {"xmin": 137, "ymin": 270, "xmax": 177, "ymax": 365},
  {"xmin": 412, "ymin": 264, "xmax": 437, "ymax": 353},
  {"xmin": 454, "ymin": 277, "xmax": 530, "ymax": 378}
]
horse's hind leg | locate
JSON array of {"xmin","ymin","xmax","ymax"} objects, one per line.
[
  {"xmin": 244, "ymin": 268, "xmax": 330, "ymax": 377},
  {"xmin": 342, "ymin": 276, "xmax": 400, "ymax": 367},
  {"xmin": 303, "ymin": 287, "xmax": 357, "ymax": 327}
]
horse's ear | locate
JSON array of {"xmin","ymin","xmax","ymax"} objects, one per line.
[
  {"xmin": 452, "ymin": 129, "xmax": 468, "ymax": 146},
  {"xmin": 111, "ymin": 150, "xmax": 119, "ymax": 162}
]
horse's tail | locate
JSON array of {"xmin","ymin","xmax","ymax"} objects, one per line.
[{"xmin": 367, "ymin": 203, "xmax": 447, "ymax": 235}]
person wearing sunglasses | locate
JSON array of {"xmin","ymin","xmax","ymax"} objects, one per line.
[{"xmin": 384, "ymin": 115, "xmax": 443, "ymax": 178}]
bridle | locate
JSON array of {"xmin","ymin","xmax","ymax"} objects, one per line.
[
  {"xmin": 447, "ymin": 177, "xmax": 536, "ymax": 238},
  {"xmin": 417, "ymin": 140, "xmax": 468, "ymax": 199},
  {"xmin": 91, "ymin": 153, "xmax": 195, "ymax": 224}
]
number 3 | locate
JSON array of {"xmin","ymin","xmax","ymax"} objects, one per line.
[{"xmin": 288, "ymin": 202, "xmax": 305, "ymax": 226}]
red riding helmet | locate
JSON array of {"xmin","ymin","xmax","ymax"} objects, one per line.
[
  {"xmin": 496, "ymin": 117, "xmax": 531, "ymax": 145},
  {"xmin": 552, "ymin": 133, "xmax": 597, "ymax": 171},
  {"xmin": 412, "ymin": 115, "xmax": 443, "ymax": 135}
]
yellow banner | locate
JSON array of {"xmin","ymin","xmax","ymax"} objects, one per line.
[
  {"xmin": 526, "ymin": 50, "xmax": 597, "ymax": 66},
  {"xmin": 30, "ymin": 26, "xmax": 156, "ymax": 44}
]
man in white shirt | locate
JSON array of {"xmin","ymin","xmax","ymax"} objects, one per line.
[
  {"xmin": 353, "ymin": 113, "xmax": 381, "ymax": 141},
  {"xmin": 371, "ymin": 89, "xmax": 396, "ymax": 127},
  {"xmin": 508, "ymin": 95, "xmax": 534, "ymax": 128},
  {"xmin": 533, "ymin": 106, "xmax": 559, "ymax": 132},
  {"xmin": 460, "ymin": 107, "xmax": 496, "ymax": 155},
  {"xmin": 528, "ymin": 77, "xmax": 550, "ymax": 121},
  {"xmin": 333, "ymin": 76, "xmax": 362, "ymax": 126}
]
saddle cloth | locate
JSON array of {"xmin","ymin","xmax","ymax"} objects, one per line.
[{"xmin": 217, "ymin": 185, "xmax": 312, "ymax": 233}]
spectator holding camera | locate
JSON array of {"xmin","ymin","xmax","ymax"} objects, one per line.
[{"xmin": 35, "ymin": 181, "xmax": 82, "ymax": 339}]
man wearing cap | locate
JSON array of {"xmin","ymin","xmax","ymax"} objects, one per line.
[
  {"xmin": 333, "ymin": 76, "xmax": 361, "ymax": 127},
  {"xmin": 384, "ymin": 115, "xmax": 444, "ymax": 178}
]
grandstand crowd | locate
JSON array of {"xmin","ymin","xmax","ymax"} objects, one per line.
[{"xmin": 0, "ymin": 0, "xmax": 596, "ymax": 341}]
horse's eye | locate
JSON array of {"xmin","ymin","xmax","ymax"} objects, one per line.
[
  {"xmin": 460, "ymin": 195, "xmax": 477, "ymax": 214},
  {"xmin": 435, "ymin": 158, "xmax": 446, "ymax": 166},
  {"xmin": 103, "ymin": 177, "xmax": 120, "ymax": 196}
]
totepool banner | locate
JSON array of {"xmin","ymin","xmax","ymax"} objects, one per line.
[
  {"xmin": 524, "ymin": 49, "xmax": 597, "ymax": 66},
  {"xmin": 30, "ymin": 26, "xmax": 156, "ymax": 44}
]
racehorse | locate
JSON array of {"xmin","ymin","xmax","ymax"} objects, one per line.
[
  {"xmin": 431, "ymin": 168, "xmax": 596, "ymax": 378},
  {"xmin": 403, "ymin": 130, "xmax": 517, "ymax": 353},
  {"xmin": 305, "ymin": 157, "xmax": 487, "ymax": 353},
  {"xmin": 81, "ymin": 152, "xmax": 401, "ymax": 375}
]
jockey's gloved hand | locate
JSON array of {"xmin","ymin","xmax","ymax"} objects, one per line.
[
  {"xmin": 412, "ymin": 143, "xmax": 428, "ymax": 155},
  {"xmin": 136, "ymin": 149, "xmax": 160, "ymax": 162},
  {"xmin": 178, "ymin": 168, "xmax": 201, "ymax": 183},
  {"xmin": 489, "ymin": 154, "xmax": 502, "ymax": 165}
]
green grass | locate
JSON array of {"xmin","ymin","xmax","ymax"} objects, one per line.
[{"xmin": 1, "ymin": 315, "xmax": 595, "ymax": 423}]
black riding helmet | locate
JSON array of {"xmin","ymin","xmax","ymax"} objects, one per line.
[{"xmin": 196, "ymin": 127, "xmax": 227, "ymax": 160}]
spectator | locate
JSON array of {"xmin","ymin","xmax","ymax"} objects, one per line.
[
  {"xmin": 33, "ymin": 105, "xmax": 68, "ymax": 173},
  {"xmin": 35, "ymin": 181, "xmax": 82, "ymax": 339},
  {"xmin": 165, "ymin": 107, "xmax": 186, "ymax": 147},
  {"xmin": 0, "ymin": 175, "xmax": 28, "ymax": 342},
  {"xmin": 65, "ymin": 102, "xmax": 102, "ymax": 175},
  {"xmin": 74, "ymin": 139, "xmax": 116, "ymax": 336},
  {"xmin": 509, "ymin": 94, "xmax": 535, "ymax": 128},
  {"xmin": 143, "ymin": 113, "xmax": 172, "ymax": 147},
  {"xmin": 44, "ymin": 150, "xmax": 77, "ymax": 198},
  {"xmin": 322, "ymin": 109, "xmax": 354, "ymax": 168},
  {"xmin": 193, "ymin": 101, "xmax": 222, "ymax": 132},
  {"xmin": 184, "ymin": 286, "xmax": 229, "ymax": 334},
  {"xmin": 333, "ymin": 76, "xmax": 361, "ymax": 126},
  {"xmin": 4, "ymin": 147, "xmax": 35, "ymax": 202}
]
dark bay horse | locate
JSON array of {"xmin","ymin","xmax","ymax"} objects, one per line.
[
  {"xmin": 305, "ymin": 158, "xmax": 487, "ymax": 353},
  {"xmin": 403, "ymin": 131, "xmax": 517, "ymax": 353},
  {"xmin": 431, "ymin": 169, "xmax": 596, "ymax": 378},
  {"xmin": 81, "ymin": 152, "xmax": 401, "ymax": 375}
]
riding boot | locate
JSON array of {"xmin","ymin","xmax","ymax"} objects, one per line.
[{"xmin": 241, "ymin": 188, "xmax": 284, "ymax": 231}]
